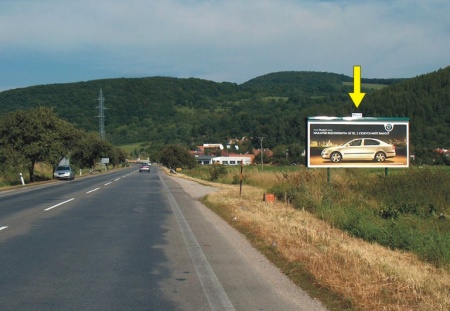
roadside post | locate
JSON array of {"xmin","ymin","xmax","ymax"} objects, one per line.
[
  {"xmin": 19, "ymin": 173, "xmax": 25, "ymax": 185},
  {"xmin": 239, "ymin": 162, "xmax": 243, "ymax": 196}
]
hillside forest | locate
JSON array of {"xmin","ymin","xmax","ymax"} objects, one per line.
[{"xmin": 0, "ymin": 68, "xmax": 449, "ymax": 166}]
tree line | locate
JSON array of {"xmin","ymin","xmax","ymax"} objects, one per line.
[
  {"xmin": 0, "ymin": 68, "xmax": 449, "ymax": 166},
  {"xmin": 0, "ymin": 107, "xmax": 126, "ymax": 183}
]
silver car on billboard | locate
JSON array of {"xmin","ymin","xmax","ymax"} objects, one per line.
[{"xmin": 321, "ymin": 138, "xmax": 395, "ymax": 163}]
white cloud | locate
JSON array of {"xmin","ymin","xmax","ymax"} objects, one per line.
[{"xmin": 0, "ymin": 0, "xmax": 449, "ymax": 88}]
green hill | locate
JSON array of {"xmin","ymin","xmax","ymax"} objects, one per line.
[
  {"xmin": 241, "ymin": 71, "xmax": 401, "ymax": 95},
  {"xmin": 0, "ymin": 68, "xmax": 448, "ymax": 150},
  {"xmin": 361, "ymin": 67, "xmax": 450, "ymax": 148}
]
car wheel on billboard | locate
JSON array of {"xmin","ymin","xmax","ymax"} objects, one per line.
[
  {"xmin": 330, "ymin": 152, "xmax": 342, "ymax": 163},
  {"xmin": 375, "ymin": 152, "xmax": 386, "ymax": 162}
]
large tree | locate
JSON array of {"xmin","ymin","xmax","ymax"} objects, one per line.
[
  {"xmin": 0, "ymin": 107, "xmax": 79, "ymax": 181},
  {"xmin": 160, "ymin": 145, "xmax": 197, "ymax": 169},
  {"xmin": 70, "ymin": 132, "xmax": 126, "ymax": 169}
]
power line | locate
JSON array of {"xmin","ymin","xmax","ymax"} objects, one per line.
[
  {"xmin": 96, "ymin": 89, "xmax": 107, "ymax": 140},
  {"xmin": 257, "ymin": 136, "xmax": 265, "ymax": 170}
]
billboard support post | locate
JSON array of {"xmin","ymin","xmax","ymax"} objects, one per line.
[
  {"xmin": 327, "ymin": 168, "xmax": 331, "ymax": 184},
  {"xmin": 385, "ymin": 168, "xmax": 389, "ymax": 177}
]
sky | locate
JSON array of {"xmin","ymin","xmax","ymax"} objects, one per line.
[{"xmin": 1, "ymin": 0, "xmax": 449, "ymax": 91}]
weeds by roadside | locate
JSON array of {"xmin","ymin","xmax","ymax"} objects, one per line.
[
  {"xmin": 266, "ymin": 167, "xmax": 450, "ymax": 268},
  {"xmin": 184, "ymin": 165, "xmax": 450, "ymax": 310}
]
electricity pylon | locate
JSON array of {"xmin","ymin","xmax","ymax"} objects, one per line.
[{"xmin": 96, "ymin": 89, "xmax": 107, "ymax": 140}]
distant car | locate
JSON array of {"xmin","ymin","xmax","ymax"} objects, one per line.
[
  {"xmin": 321, "ymin": 138, "xmax": 396, "ymax": 163},
  {"xmin": 139, "ymin": 163, "xmax": 151, "ymax": 172},
  {"xmin": 54, "ymin": 165, "xmax": 75, "ymax": 180}
]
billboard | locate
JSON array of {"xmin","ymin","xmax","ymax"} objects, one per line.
[{"xmin": 307, "ymin": 117, "xmax": 409, "ymax": 168}]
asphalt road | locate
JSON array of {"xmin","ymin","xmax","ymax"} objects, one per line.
[{"xmin": 0, "ymin": 166, "xmax": 326, "ymax": 311}]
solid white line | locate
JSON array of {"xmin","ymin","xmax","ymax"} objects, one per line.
[
  {"xmin": 44, "ymin": 198, "xmax": 75, "ymax": 211},
  {"xmin": 0, "ymin": 226, "xmax": 8, "ymax": 231},
  {"xmin": 159, "ymin": 174, "xmax": 235, "ymax": 311},
  {"xmin": 104, "ymin": 182, "xmax": 112, "ymax": 186},
  {"xmin": 86, "ymin": 187, "xmax": 100, "ymax": 194}
]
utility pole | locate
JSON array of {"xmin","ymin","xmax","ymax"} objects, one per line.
[
  {"xmin": 96, "ymin": 89, "xmax": 107, "ymax": 140},
  {"xmin": 257, "ymin": 137, "xmax": 265, "ymax": 170}
]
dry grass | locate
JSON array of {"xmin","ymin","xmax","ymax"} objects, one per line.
[{"xmin": 202, "ymin": 183, "xmax": 450, "ymax": 311}]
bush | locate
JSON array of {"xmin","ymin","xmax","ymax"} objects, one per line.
[{"xmin": 208, "ymin": 164, "xmax": 227, "ymax": 181}]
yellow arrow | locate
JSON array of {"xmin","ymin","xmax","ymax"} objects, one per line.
[{"xmin": 349, "ymin": 65, "xmax": 365, "ymax": 108}]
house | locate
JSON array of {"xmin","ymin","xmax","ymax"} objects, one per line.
[
  {"xmin": 436, "ymin": 148, "xmax": 450, "ymax": 157},
  {"xmin": 191, "ymin": 143, "xmax": 270, "ymax": 165},
  {"xmin": 253, "ymin": 149, "xmax": 273, "ymax": 158},
  {"xmin": 195, "ymin": 155, "xmax": 214, "ymax": 165},
  {"xmin": 191, "ymin": 144, "xmax": 224, "ymax": 157},
  {"xmin": 212, "ymin": 156, "xmax": 252, "ymax": 165}
]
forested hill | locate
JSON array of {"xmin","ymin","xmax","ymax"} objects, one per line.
[
  {"xmin": 0, "ymin": 68, "xmax": 448, "ymax": 150},
  {"xmin": 361, "ymin": 67, "xmax": 450, "ymax": 148},
  {"xmin": 241, "ymin": 71, "xmax": 402, "ymax": 96}
]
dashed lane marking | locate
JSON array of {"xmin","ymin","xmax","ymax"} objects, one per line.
[
  {"xmin": 86, "ymin": 188, "xmax": 100, "ymax": 194},
  {"xmin": 44, "ymin": 198, "xmax": 75, "ymax": 211}
]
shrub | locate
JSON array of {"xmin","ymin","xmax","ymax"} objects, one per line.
[{"xmin": 208, "ymin": 164, "xmax": 227, "ymax": 181}]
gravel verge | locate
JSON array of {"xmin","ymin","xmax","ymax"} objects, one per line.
[{"xmin": 168, "ymin": 174, "xmax": 328, "ymax": 311}]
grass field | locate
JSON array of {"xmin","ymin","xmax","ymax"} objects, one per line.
[
  {"xmin": 117, "ymin": 142, "xmax": 146, "ymax": 155},
  {"xmin": 182, "ymin": 164, "xmax": 450, "ymax": 310},
  {"xmin": 343, "ymin": 81, "xmax": 388, "ymax": 90}
]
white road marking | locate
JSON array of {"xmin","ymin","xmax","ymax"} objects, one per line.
[
  {"xmin": 44, "ymin": 198, "xmax": 75, "ymax": 211},
  {"xmin": 0, "ymin": 226, "xmax": 8, "ymax": 231},
  {"xmin": 86, "ymin": 188, "xmax": 100, "ymax": 194},
  {"xmin": 115, "ymin": 178, "xmax": 120, "ymax": 181},
  {"xmin": 159, "ymin": 174, "xmax": 235, "ymax": 311},
  {"xmin": 104, "ymin": 182, "xmax": 112, "ymax": 186}
]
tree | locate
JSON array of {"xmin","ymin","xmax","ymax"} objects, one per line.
[
  {"xmin": 108, "ymin": 147, "xmax": 127, "ymax": 167},
  {"xmin": 0, "ymin": 107, "xmax": 79, "ymax": 182},
  {"xmin": 0, "ymin": 145, "xmax": 26, "ymax": 181},
  {"xmin": 271, "ymin": 145, "xmax": 289, "ymax": 165},
  {"xmin": 160, "ymin": 145, "xmax": 197, "ymax": 169},
  {"xmin": 287, "ymin": 143, "xmax": 306, "ymax": 165},
  {"xmin": 71, "ymin": 132, "xmax": 122, "ymax": 169}
]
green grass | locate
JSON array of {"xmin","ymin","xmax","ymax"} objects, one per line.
[
  {"xmin": 261, "ymin": 96, "xmax": 289, "ymax": 102},
  {"xmin": 117, "ymin": 142, "xmax": 148, "ymax": 154},
  {"xmin": 342, "ymin": 82, "xmax": 388, "ymax": 90},
  {"xmin": 186, "ymin": 165, "xmax": 450, "ymax": 269}
]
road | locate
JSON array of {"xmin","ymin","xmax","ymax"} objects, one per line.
[{"xmin": 0, "ymin": 165, "xmax": 326, "ymax": 311}]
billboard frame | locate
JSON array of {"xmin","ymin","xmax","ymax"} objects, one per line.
[{"xmin": 307, "ymin": 116, "xmax": 410, "ymax": 168}]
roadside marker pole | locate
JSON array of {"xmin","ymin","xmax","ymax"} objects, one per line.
[{"xmin": 239, "ymin": 163, "xmax": 243, "ymax": 196}]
